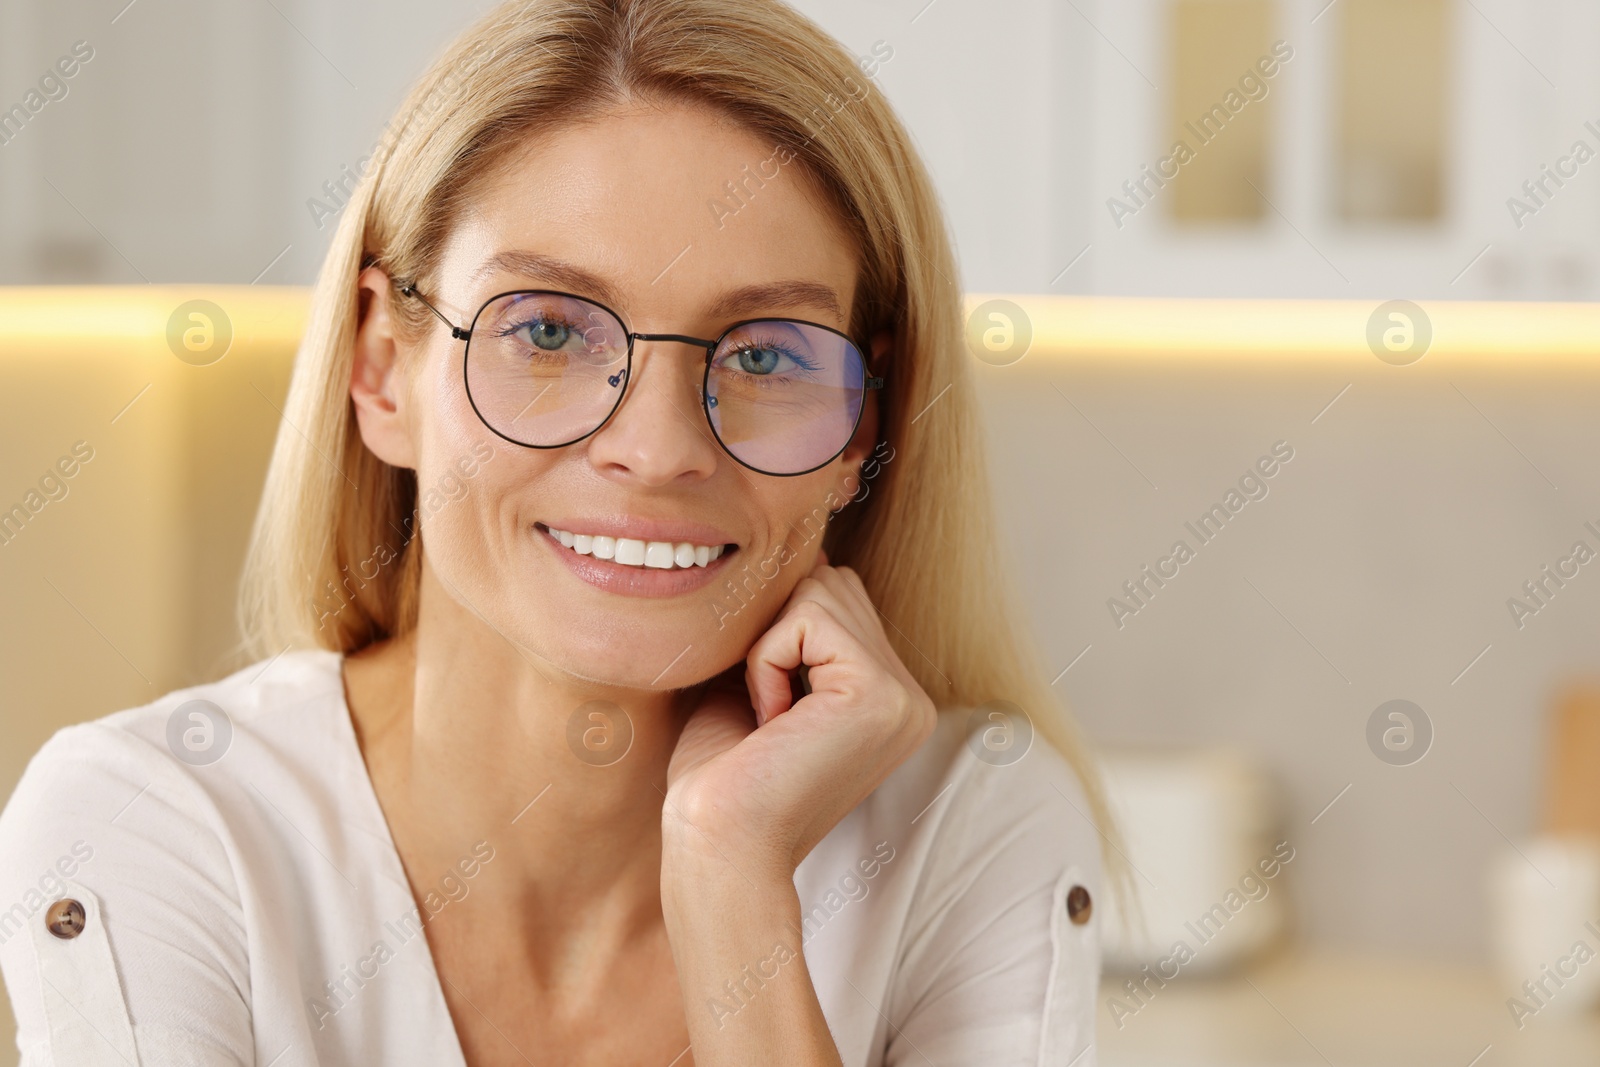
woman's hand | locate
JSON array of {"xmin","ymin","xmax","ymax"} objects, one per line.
[
  {"xmin": 663, "ymin": 550, "xmax": 938, "ymax": 878},
  {"xmin": 658, "ymin": 550, "xmax": 934, "ymax": 1065}
]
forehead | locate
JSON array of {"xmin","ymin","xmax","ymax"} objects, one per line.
[{"xmin": 441, "ymin": 100, "xmax": 860, "ymax": 326}]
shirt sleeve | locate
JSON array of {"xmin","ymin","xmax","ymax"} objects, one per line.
[
  {"xmin": 883, "ymin": 741, "xmax": 1103, "ymax": 1067},
  {"xmin": 0, "ymin": 720, "xmax": 254, "ymax": 1065}
]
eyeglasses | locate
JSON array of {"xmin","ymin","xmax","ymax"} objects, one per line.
[{"xmin": 395, "ymin": 282, "xmax": 885, "ymax": 477}]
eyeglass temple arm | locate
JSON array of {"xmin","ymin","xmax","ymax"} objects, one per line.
[{"xmin": 395, "ymin": 281, "xmax": 471, "ymax": 341}]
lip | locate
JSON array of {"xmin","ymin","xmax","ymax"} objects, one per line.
[{"xmin": 534, "ymin": 523, "xmax": 741, "ymax": 598}]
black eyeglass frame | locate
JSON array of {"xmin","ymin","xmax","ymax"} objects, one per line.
[{"xmin": 395, "ymin": 280, "xmax": 886, "ymax": 478}]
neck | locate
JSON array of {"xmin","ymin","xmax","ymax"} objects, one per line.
[{"xmin": 345, "ymin": 556, "xmax": 705, "ymax": 938}]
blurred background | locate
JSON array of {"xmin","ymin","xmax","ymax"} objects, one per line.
[{"xmin": 4, "ymin": 0, "xmax": 1600, "ymax": 1063}]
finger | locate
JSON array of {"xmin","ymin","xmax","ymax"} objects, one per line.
[
  {"xmin": 799, "ymin": 569, "xmax": 923, "ymax": 698},
  {"xmin": 813, "ymin": 564, "xmax": 876, "ymax": 628},
  {"xmin": 764, "ymin": 573, "xmax": 870, "ymax": 663},
  {"xmin": 787, "ymin": 568, "xmax": 882, "ymax": 654},
  {"xmin": 745, "ymin": 600, "xmax": 861, "ymax": 723}
]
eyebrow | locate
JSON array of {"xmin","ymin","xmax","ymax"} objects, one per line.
[{"xmin": 469, "ymin": 249, "xmax": 846, "ymax": 325}]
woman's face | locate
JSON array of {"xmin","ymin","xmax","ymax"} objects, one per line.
[{"xmin": 353, "ymin": 100, "xmax": 882, "ymax": 690}]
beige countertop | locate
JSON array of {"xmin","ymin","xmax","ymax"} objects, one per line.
[{"xmin": 1097, "ymin": 948, "xmax": 1600, "ymax": 1066}]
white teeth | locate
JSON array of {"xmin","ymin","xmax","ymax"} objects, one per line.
[
  {"xmin": 615, "ymin": 538, "xmax": 646, "ymax": 566},
  {"xmin": 544, "ymin": 526, "xmax": 729, "ymax": 570}
]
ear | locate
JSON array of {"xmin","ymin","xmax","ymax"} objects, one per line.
[
  {"xmin": 834, "ymin": 326, "xmax": 892, "ymax": 488},
  {"xmin": 351, "ymin": 267, "xmax": 419, "ymax": 470}
]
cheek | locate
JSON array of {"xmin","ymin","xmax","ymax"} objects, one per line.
[
  {"xmin": 412, "ymin": 357, "xmax": 503, "ymax": 505},
  {"xmin": 423, "ymin": 453, "xmax": 540, "ymax": 553},
  {"xmin": 424, "ymin": 349, "xmax": 482, "ymax": 445},
  {"xmin": 748, "ymin": 479, "xmax": 843, "ymax": 576},
  {"xmin": 776, "ymin": 475, "xmax": 850, "ymax": 545},
  {"xmin": 412, "ymin": 440, "xmax": 523, "ymax": 570}
]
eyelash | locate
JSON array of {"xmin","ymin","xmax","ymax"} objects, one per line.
[
  {"xmin": 497, "ymin": 313, "xmax": 600, "ymax": 355},
  {"xmin": 498, "ymin": 315, "xmax": 824, "ymax": 383},
  {"xmin": 718, "ymin": 336, "xmax": 823, "ymax": 384}
]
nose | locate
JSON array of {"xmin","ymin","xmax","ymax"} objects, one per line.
[{"xmin": 583, "ymin": 338, "xmax": 721, "ymax": 485}]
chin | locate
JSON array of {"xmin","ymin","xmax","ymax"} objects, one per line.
[
  {"xmin": 502, "ymin": 525, "xmax": 773, "ymax": 687},
  {"xmin": 552, "ymin": 641, "xmax": 742, "ymax": 693},
  {"xmin": 511, "ymin": 602, "xmax": 750, "ymax": 693}
]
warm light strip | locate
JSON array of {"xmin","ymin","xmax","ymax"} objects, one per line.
[
  {"xmin": 0, "ymin": 286, "xmax": 310, "ymax": 349},
  {"xmin": 2, "ymin": 288, "xmax": 1597, "ymax": 364},
  {"xmin": 966, "ymin": 294, "xmax": 1600, "ymax": 363}
]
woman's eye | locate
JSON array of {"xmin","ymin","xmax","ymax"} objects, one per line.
[
  {"xmin": 514, "ymin": 320, "xmax": 573, "ymax": 351},
  {"xmin": 736, "ymin": 345, "xmax": 783, "ymax": 374}
]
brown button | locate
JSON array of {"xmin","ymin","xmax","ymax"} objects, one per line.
[
  {"xmin": 45, "ymin": 899, "xmax": 86, "ymax": 940},
  {"xmin": 1066, "ymin": 884, "xmax": 1092, "ymax": 925}
]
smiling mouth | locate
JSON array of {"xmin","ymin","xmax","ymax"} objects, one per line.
[{"xmin": 535, "ymin": 523, "xmax": 737, "ymax": 571}]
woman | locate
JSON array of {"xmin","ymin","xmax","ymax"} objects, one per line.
[{"xmin": 0, "ymin": 1, "xmax": 1123, "ymax": 1063}]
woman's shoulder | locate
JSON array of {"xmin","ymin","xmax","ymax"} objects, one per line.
[
  {"xmin": 798, "ymin": 699, "xmax": 1104, "ymax": 937},
  {"xmin": 0, "ymin": 647, "xmax": 350, "ymax": 887},
  {"xmin": 8, "ymin": 645, "xmax": 342, "ymax": 783},
  {"xmin": 798, "ymin": 703, "xmax": 1105, "ymax": 1064},
  {"xmin": 0, "ymin": 648, "xmax": 359, "ymax": 1063},
  {"xmin": 850, "ymin": 700, "xmax": 1103, "ymax": 863},
  {"xmin": 48, "ymin": 645, "xmax": 345, "ymax": 766}
]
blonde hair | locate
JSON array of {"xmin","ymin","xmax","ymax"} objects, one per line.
[{"xmin": 238, "ymin": 0, "xmax": 1132, "ymax": 916}]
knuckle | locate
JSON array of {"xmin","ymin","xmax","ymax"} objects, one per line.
[
  {"xmin": 883, "ymin": 683, "xmax": 924, "ymax": 730},
  {"xmin": 667, "ymin": 785, "xmax": 717, "ymax": 833},
  {"xmin": 793, "ymin": 575, "xmax": 828, "ymax": 601},
  {"xmin": 792, "ymin": 597, "xmax": 833, "ymax": 623},
  {"xmin": 904, "ymin": 690, "xmax": 936, "ymax": 732}
]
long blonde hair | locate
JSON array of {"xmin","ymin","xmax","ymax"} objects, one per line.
[{"xmin": 238, "ymin": 0, "xmax": 1131, "ymax": 915}]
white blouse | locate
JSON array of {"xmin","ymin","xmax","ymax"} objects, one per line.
[{"xmin": 0, "ymin": 649, "xmax": 1102, "ymax": 1066}]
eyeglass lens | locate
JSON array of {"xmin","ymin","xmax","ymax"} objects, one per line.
[{"xmin": 464, "ymin": 291, "xmax": 868, "ymax": 475}]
